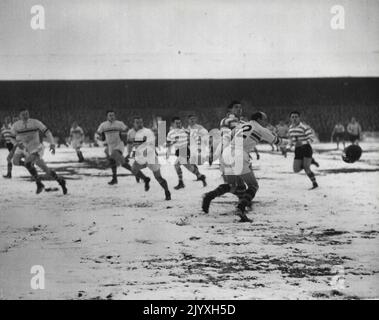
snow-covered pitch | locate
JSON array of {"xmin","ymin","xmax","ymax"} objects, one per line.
[{"xmin": 0, "ymin": 142, "xmax": 378, "ymax": 300}]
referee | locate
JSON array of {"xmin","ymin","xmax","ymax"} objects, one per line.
[{"xmin": 288, "ymin": 111, "xmax": 318, "ymax": 189}]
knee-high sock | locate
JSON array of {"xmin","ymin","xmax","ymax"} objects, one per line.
[
  {"xmin": 174, "ymin": 162, "xmax": 183, "ymax": 182},
  {"xmin": 153, "ymin": 171, "xmax": 169, "ymax": 192},
  {"xmin": 306, "ymin": 170, "xmax": 317, "ymax": 183},
  {"xmin": 122, "ymin": 158, "xmax": 132, "ymax": 172},
  {"xmin": 49, "ymin": 169, "xmax": 61, "ymax": 181},
  {"xmin": 184, "ymin": 164, "xmax": 202, "ymax": 178},
  {"xmin": 238, "ymin": 187, "xmax": 258, "ymax": 208},
  {"xmin": 25, "ymin": 163, "xmax": 41, "ymax": 183},
  {"xmin": 77, "ymin": 150, "xmax": 84, "ymax": 160},
  {"xmin": 7, "ymin": 162, "xmax": 12, "ymax": 175},
  {"xmin": 135, "ymin": 170, "xmax": 148, "ymax": 181},
  {"xmin": 208, "ymin": 184, "xmax": 231, "ymax": 199},
  {"xmin": 109, "ymin": 159, "xmax": 117, "ymax": 179}
]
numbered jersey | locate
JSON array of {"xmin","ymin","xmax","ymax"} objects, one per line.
[{"xmin": 232, "ymin": 120, "xmax": 281, "ymax": 153}]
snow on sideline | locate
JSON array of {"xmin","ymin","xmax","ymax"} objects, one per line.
[{"xmin": 0, "ymin": 142, "xmax": 378, "ymax": 300}]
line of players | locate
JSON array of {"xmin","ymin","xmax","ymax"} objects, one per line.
[
  {"xmin": 0, "ymin": 109, "xmax": 209, "ymax": 200},
  {"xmin": 1, "ymin": 103, "xmax": 323, "ymax": 222}
]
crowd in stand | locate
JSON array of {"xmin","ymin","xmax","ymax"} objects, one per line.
[{"xmin": 1, "ymin": 79, "xmax": 378, "ymax": 146}]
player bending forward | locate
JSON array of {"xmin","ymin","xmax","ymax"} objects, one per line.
[
  {"xmin": 288, "ymin": 111, "xmax": 318, "ymax": 190},
  {"xmin": 70, "ymin": 122, "xmax": 85, "ymax": 162},
  {"xmin": 9, "ymin": 109, "xmax": 67, "ymax": 194},
  {"xmin": 127, "ymin": 117, "xmax": 171, "ymax": 200},
  {"xmin": 96, "ymin": 110, "xmax": 146, "ymax": 187},
  {"xmin": 203, "ymin": 112, "xmax": 287, "ymax": 222},
  {"xmin": 167, "ymin": 117, "xmax": 206, "ymax": 190}
]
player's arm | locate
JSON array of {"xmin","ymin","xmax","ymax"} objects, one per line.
[
  {"xmin": 258, "ymin": 125, "xmax": 288, "ymax": 147},
  {"xmin": 37, "ymin": 120, "xmax": 56, "ymax": 153},
  {"xmin": 165, "ymin": 130, "xmax": 176, "ymax": 147},
  {"xmin": 36, "ymin": 121, "xmax": 55, "ymax": 145},
  {"xmin": 125, "ymin": 130, "xmax": 134, "ymax": 156},
  {"xmin": 119, "ymin": 122, "xmax": 128, "ymax": 139},
  {"xmin": 94, "ymin": 123, "xmax": 104, "ymax": 142},
  {"xmin": 303, "ymin": 126, "xmax": 314, "ymax": 144}
]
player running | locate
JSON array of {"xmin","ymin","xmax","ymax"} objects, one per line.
[
  {"xmin": 346, "ymin": 117, "xmax": 362, "ymax": 145},
  {"xmin": 202, "ymin": 112, "xmax": 287, "ymax": 222},
  {"xmin": 331, "ymin": 122, "xmax": 346, "ymax": 150},
  {"xmin": 1, "ymin": 116, "xmax": 15, "ymax": 178},
  {"xmin": 70, "ymin": 122, "xmax": 85, "ymax": 162},
  {"xmin": 95, "ymin": 110, "xmax": 140, "ymax": 186},
  {"xmin": 126, "ymin": 116, "xmax": 171, "ymax": 200},
  {"xmin": 216, "ymin": 101, "xmax": 252, "ymax": 191},
  {"xmin": 187, "ymin": 114, "xmax": 209, "ymax": 165},
  {"xmin": 167, "ymin": 116, "xmax": 206, "ymax": 190},
  {"xmin": 288, "ymin": 111, "xmax": 318, "ymax": 190},
  {"xmin": 9, "ymin": 109, "xmax": 67, "ymax": 194}
]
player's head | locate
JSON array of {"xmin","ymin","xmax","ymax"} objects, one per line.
[
  {"xmin": 351, "ymin": 117, "xmax": 356, "ymax": 123},
  {"xmin": 3, "ymin": 116, "xmax": 11, "ymax": 125},
  {"xmin": 227, "ymin": 100, "xmax": 242, "ymax": 117},
  {"xmin": 72, "ymin": 121, "xmax": 78, "ymax": 128},
  {"xmin": 106, "ymin": 110, "xmax": 116, "ymax": 122},
  {"xmin": 19, "ymin": 108, "xmax": 30, "ymax": 121},
  {"xmin": 251, "ymin": 111, "xmax": 268, "ymax": 127},
  {"xmin": 133, "ymin": 116, "xmax": 144, "ymax": 130},
  {"xmin": 290, "ymin": 111, "xmax": 301, "ymax": 125},
  {"xmin": 172, "ymin": 116, "xmax": 182, "ymax": 128},
  {"xmin": 188, "ymin": 115, "xmax": 197, "ymax": 126}
]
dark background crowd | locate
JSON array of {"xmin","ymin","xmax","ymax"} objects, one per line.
[{"xmin": 0, "ymin": 78, "xmax": 378, "ymax": 144}]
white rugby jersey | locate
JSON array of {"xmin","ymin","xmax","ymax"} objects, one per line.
[
  {"xmin": 232, "ymin": 120, "xmax": 281, "ymax": 153},
  {"xmin": 10, "ymin": 119, "xmax": 52, "ymax": 153},
  {"xmin": 96, "ymin": 120, "xmax": 127, "ymax": 153},
  {"xmin": 70, "ymin": 126, "xmax": 84, "ymax": 140},
  {"xmin": 288, "ymin": 122, "xmax": 314, "ymax": 145},
  {"xmin": 187, "ymin": 124, "xmax": 208, "ymax": 146},
  {"xmin": 167, "ymin": 128, "xmax": 190, "ymax": 149},
  {"xmin": 127, "ymin": 128, "xmax": 155, "ymax": 147},
  {"xmin": 1, "ymin": 124, "xmax": 13, "ymax": 143}
]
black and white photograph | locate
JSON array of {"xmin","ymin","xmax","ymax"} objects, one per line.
[{"xmin": 0, "ymin": 0, "xmax": 378, "ymax": 302}]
